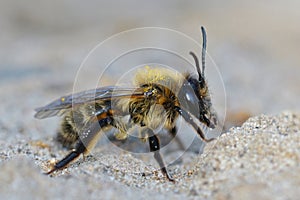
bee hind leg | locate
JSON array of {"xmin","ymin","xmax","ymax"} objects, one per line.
[
  {"xmin": 46, "ymin": 117, "xmax": 113, "ymax": 174},
  {"xmin": 45, "ymin": 140, "xmax": 86, "ymax": 175},
  {"xmin": 146, "ymin": 129, "xmax": 174, "ymax": 182}
]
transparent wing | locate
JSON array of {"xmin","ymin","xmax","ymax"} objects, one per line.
[{"xmin": 34, "ymin": 86, "xmax": 145, "ymax": 119}]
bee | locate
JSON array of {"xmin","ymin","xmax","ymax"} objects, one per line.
[{"xmin": 34, "ymin": 27, "xmax": 217, "ymax": 181}]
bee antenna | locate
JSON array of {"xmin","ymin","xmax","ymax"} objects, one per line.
[
  {"xmin": 189, "ymin": 26, "xmax": 207, "ymax": 82},
  {"xmin": 200, "ymin": 26, "xmax": 207, "ymax": 78},
  {"xmin": 189, "ymin": 51, "xmax": 202, "ymax": 80}
]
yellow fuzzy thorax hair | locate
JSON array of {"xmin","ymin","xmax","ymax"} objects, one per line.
[{"xmin": 134, "ymin": 66, "xmax": 185, "ymax": 93}]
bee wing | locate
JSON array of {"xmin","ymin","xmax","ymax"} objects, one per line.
[{"xmin": 34, "ymin": 86, "xmax": 145, "ymax": 119}]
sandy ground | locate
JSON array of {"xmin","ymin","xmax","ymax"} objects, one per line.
[
  {"xmin": 1, "ymin": 1, "xmax": 300, "ymax": 200},
  {"xmin": 1, "ymin": 112, "xmax": 299, "ymax": 200}
]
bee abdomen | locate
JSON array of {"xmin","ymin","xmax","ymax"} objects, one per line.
[
  {"xmin": 57, "ymin": 121, "xmax": 79, "ymax": 149},
  {"xmin": 56, "ymin": 111, "xmax": 84, "ymax": 149}
]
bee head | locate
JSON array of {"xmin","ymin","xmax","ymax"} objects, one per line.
[{"xmin": 178, "ymin": 27, "xmax": 217, "ymax": 129}]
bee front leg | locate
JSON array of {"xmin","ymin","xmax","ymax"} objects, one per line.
[
  {"xmin": 175, "ymin": 106, "xmax": 215, "ymax": 142},
  {"xmin": 46, "ymin": 117, "xmax": 112, "ymax": 174},
  {"xmin": 147, "ymin": 130, "xmax": 174, "ymax": 182}
]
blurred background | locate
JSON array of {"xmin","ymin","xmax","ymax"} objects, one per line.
[{"xmin": 0, "ymin": 0, "xmax": 299, "ymax": 140}]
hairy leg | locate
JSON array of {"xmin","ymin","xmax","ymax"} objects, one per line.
[{"xmin": 46, "ymin": 117, "xmax": 113, "ymax": 174}]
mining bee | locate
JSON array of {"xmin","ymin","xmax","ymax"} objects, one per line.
[{"xmin": 35, "ymin": 27, "xmax": 217, "ymax": 181}]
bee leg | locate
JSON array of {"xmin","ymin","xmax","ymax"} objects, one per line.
[
  {"xmin": 169, "ymin": 126, "xmax": 185, "ymax": 150},
  {"xmin": 46, "ymin": 117, "xmax": 112, "ymax": 174},
  {"xmin": 45, "ymin": 141, "xmax": 86, "ymax": 174},
  {"xmin": 147, "ymin": 130, "xmax": 174, "ymax": 182},
  {"xmin": 175, "ymin": 106, "xmax": 215, "ymax": 142}
]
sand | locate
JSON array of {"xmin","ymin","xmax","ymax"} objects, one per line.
[{"xmin": 0, "ymin": 111, "xmax": 299, "ymax": 200}]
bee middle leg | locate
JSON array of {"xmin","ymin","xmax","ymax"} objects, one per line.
[
  {"xmin": 46, "ymin": 117, "xmax": 113, "ymax": 174},
  {"xmin": 145, "ymin": 128, "xmax": 174, "ymax": 182}
]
